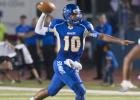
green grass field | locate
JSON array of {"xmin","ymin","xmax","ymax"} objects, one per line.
[
  {"xmin": 0, "ymin": 80, "xmax": 140, "ymax": 100},
  {"xmin": 0, "ymin": 90, "xmax": 140, "ymax": 100}
]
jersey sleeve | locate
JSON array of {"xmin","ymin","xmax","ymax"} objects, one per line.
[
  {"xmin": 48, "ymin": 19, "xmax": 57, "ymax": 29},
  {"xmin": 87, "ymin": 22, "xmax": 100, "ymax": 38},
  {"xmin": 48, "ymin": 19, "xmax": 64, "ymax": 31},
  {"xmin": 83, "ymin": 21, "xmax": 100, "ymax": 38}
]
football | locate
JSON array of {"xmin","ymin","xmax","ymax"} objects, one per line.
[{"xmin": 37, "ymin": 0, "xmax": 56, "ymax": 13}]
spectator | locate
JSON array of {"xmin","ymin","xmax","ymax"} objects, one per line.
[
  {"xmin": 26, "ymin": 18, "xmax": 42, "ymax": 75},
  {"xmin": 109, "ymin": 0, "xmax": 119, "ymax": 33},
  {"xmin": 119, "ymin": 0, "xmax": 131, "ymax": 31},
  {"xmin": 0, "ymin": 41, "xmax": 15, "ymax": 84},
  {"xmin": 16, "ymin": 15, "xmax": 29, "ymax": 42},
  {"xmin": 102, "ymin": 45, "xmax": 118, "ymax": 86},
  {"xmin": 94, "ymin": 14, "xmax": 113, "ymax": 80},
  {"xmin": 38, "ymin": 15, "xmax": 56, "ymax": 80},
  {"xmin": 0, "ymin": 40, "xmax": 42, "ymax": 84},
  {"xmin": 0, "ymin": 41, "xmax": 15, "ymax": 70},
  {"xmin": 0, "ymin": 11, "xmax": 7, "ymax": 41},
  {"xmin": 131, "ymin": 0, "xmax": 140, "ymax": 30},
  {"xmin": 15, "ymin": 15, "xmax": 41, "ymax": 81},
  {"xmin": 110, "ymin": 0, "xmax": 119, "ymax": 13},
  {"xmin": 14, "ymin": 43, "xmax": 42, "ymax": 84}
]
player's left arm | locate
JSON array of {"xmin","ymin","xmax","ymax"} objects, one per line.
[
  {"xmin": 98, "ymin": 33, "xmax": 134, "ymax": 45},
  {"xmin": 86, "ymin": 22, "xmax": 134, "ymax": 45}
]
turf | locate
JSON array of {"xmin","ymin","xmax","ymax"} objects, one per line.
[
  {"xmin": 0, "ymin": 80, "xmax": 140, "ymax": 100},
  {"xmin": 0, "ymin": 90, "xmax": 140, "ymax": 100},
  {"xmin": 0, "ymin": 80, "xmax": 140, "ymax": 91}
]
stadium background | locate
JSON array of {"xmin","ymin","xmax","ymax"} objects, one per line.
[
  {"xmin": 0, "ymin": 0, "xmax": 139, "ymax": 67},
  {"xmin": 0, "ymin": 0, "xmax": 140, "ymax": 100}
]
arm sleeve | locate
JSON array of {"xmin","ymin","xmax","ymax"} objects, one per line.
[
  {"xmin": 35, "ymin": 13, "xmax": 49, "ymax": 35},
  {"xmin": 85, "ymin": 22, "xmax": 100, "ymax": 38},
  {"xmin": 48, "ymin": 19, "xmax": 63, "ymax": 29}
]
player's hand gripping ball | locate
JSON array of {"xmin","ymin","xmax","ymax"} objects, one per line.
[{"xmin": 37, "ymin": 0, "xmax": 56, "ymax": 13}]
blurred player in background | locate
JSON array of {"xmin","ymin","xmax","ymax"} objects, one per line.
[
  {"xmin": 94, "ymin": 14, "xmax": 113, "ymax": 80},
  {"xmin": 16, "ymin": 15, "xmax": 29, "ymax": 42},
  {"xmin": 102, "ymin": 45, "xmax": 118, "ymax": 86},
  {"xmin": 121, "ymin": 39, "xmax": 140, "ymax": 91},
  {"xmin": 15, "ymin": 15, "xmax": 42, "ymax": 83},
  {"xmin": 30, "ymin": 3, "xmax": 134, "ymax": 100}
]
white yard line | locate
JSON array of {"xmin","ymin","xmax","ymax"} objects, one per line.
[{"xmin": 0, "ymin": 86, "xmax": 140, "ymax": 96}]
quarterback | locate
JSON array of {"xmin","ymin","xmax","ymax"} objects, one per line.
[{"xmin": 30, "ymin": 3, "xmax": 134, "ymax": 100}]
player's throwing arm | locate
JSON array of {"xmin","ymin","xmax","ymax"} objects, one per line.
[{"xmin": 35, "ymin": 0, "xmax": 56, "ymax": 35}]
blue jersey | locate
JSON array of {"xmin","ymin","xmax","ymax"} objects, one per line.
[
  {"xmin": 49, "ymin": 19, "xmax": 99, "ymax": 61},
  {"xmin": 16, "ymin": 25, "xmax": 37, "ymax": 45},
  {"xmin": 25, "ymin": 26, "xmax": 38, "ymax": 46},
  {"xmin": 16, "ymin": 24, "xmax": 30, "ymax": 34}
]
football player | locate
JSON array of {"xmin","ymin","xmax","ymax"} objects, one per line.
[{"xmin": 30, "ymin": 4, "xmax": 134, "ymax": 100}]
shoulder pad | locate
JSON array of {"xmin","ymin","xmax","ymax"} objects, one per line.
[{"xmin": 49, "ymin": 19, "xmax": 65, "ymax": 29}]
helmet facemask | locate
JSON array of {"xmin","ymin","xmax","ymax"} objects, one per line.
[
  {"xmin": 69, "ymin": 9, "xmax": 82, "ymax": 25},
  {"xmin": 63, "ymin": 4, "xmax": 83, "ymax": 25}
]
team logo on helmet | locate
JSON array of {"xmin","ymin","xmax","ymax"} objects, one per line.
[{"xmin": 63, "ymin": 4, "xmax": 82, "ymax": 25}]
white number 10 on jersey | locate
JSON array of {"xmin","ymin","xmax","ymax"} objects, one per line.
[{"xmin": 64, "ymin": 36, "xmax": 81, "ymax": 52}]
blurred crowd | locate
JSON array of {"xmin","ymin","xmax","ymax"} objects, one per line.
[
  {"xmin": 0, "ymin": 11, "xmax": 56, "ymax": 84},
  {"xmin": 0, "ymin": 0, "xmax": 140, "ymax": 86},
  {"xmin": 108, "ymin": 0, "xmax": 140, "ymax": 31}
]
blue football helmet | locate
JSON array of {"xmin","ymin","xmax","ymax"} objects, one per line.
[{"xmin": 63, "ymin": 4, "xmax": 82, "ymax": 25}]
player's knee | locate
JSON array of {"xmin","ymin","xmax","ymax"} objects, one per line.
[{"xmin": 74, "ymin": 84, "xmax": 86, "ymax": 97}]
